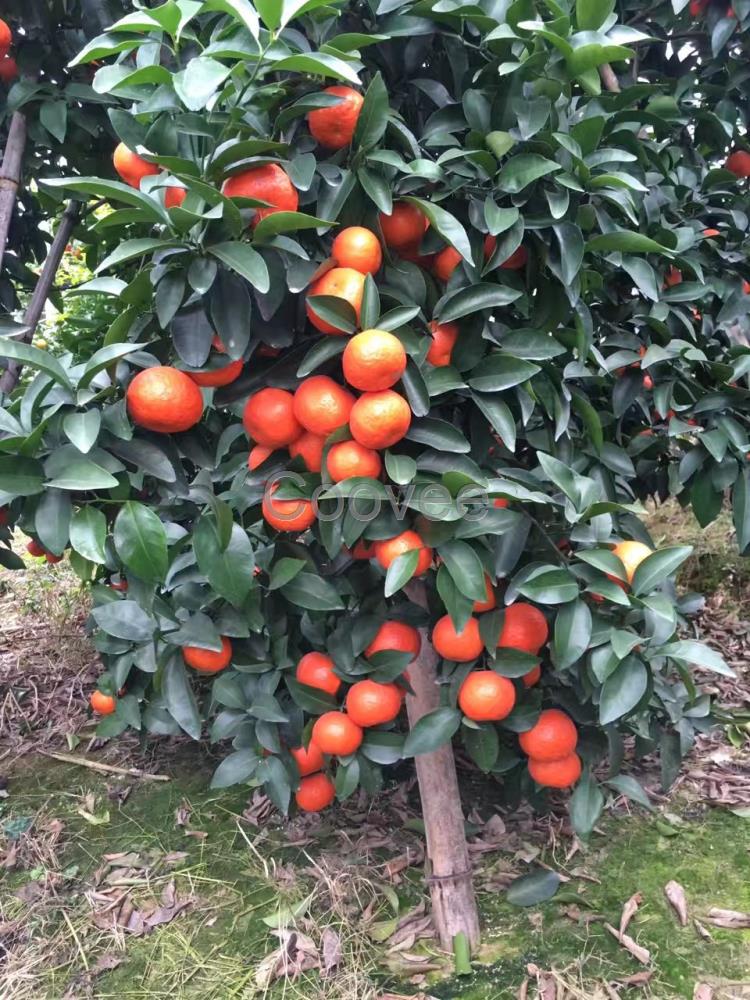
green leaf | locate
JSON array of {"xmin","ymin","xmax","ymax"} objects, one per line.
[
  {"xmin": 605, "ymin": 774, "xmax": 654, "ymax": 811},
  {"xmin": 517, "ymin": 569, "xmax": 579, "ymax": 604},
  {"xmin": 70, "ymin": 507, "xmax": 107, "ymax": 564},
  {"xmin": 631, "ymin": 546, "xmax": 692, "ymax": 595},
  {"xmin": 63, "ymin": 411, "xmax": 101, "ymax": 454},
  {"xmin": 297, "ymin": 337, "xmax": 347, "ymax": 377},
  {"xmin": 286, "ymin": 677, "xmax": 338, "ymax": 714},
  {"xmin": 211, "ymin": 749, "xmax": 259, "ymax": 788},
  {"xmin": 404, "ymin": 197, "xmax": 472, "ymax": 263},
  {"xmin": 353, "ymin": 71, "xmax": 389, "ymax": 151},
  {"xmin": 268, "ymin": 557, "xmax": 306, "ymax": 590},
  {"xmin": 568, "ymin": 772, "xmax": 604, "ymax": 839},
  {"xmin": 553, "ymin": 222, "xmax": 585, "ymax": 286},
  {"xmin": 0, "ymin": 338, "xmax": 72, "ymax": 389},
  {"xmin": 407, "ymin": 418, "xmax": 470, "ymax": 454},
  {"xmin": 162, "ymin": 656, "xmax": 202, "ymax": 739},
  {"xmin": 507, "ymin": 869, "xmax": 561, "ymax": 906},
  {"xmin": 384, "ymin": 549, "xmax": 420, "ymax": 597},
  {"xmin": 599, "ymin": 658, "xmax": 648, "ymax": 725},
  {"xmin": 43, "ymin": 177, "xmax": 168, "ymax": 224},
  {"xmin": 463, "ymin": 723, "xmax": 499, "ymax": 772},
  {"xmin": 587, "ymin": 232, "xmax": 671, "ymax": 255},
  {"xmin": 436, "ymin": 284, "xmax": 522, "ymax": 324},
  {"xmin": 272, "ymin": 53, "xmax": 361, "ymax": 85},
  {"xmin": 174, "ymin": 56, "xmax": 232, "ymax": 111},
  {"xmin": 403, "ymin": 707, "xmax": 461, "ymax": 757},
  {"xmin": 0, "ymin": 456, "xmax": 45, "ymax": 497},
  {"xmin": 79, "ymin": 343, "xmax": 142, "ymax": 389},
  {"xmin": 497, "ymin": 154, "xmax": 562, "ymax": 193},
  {"xmin": 46, "ymin": 459, "xmax": 119, "ymax": 491},
  {"xmin": 659, "ymin": 640, "xmax": 734, "ymax": 677},
  {"xmin": 194, "ymin": 521, "xmax": 255, "ymax": 608},
  {"xmin": 385, "ymin": 451, "xmax": 417, "ymax": 485},
  {"xmin": 254, "ymin": 211, "xmax": 335, "ymax": 241},
  {"xmin": 306, "ymin": 295, "xmax": 357, "ymax": 334},
  {"xmin": 97, "ymin": 239, "xmax": 183, "ymax": 274},
  {"xmin": 576, "ymin": 0, "xmax": 616, "ymax": 30},
  {"xmin": 40, "ymin": 101, "xmax": 67, "ymax": 143},
  {"xmin": 281, "ymin": 572, "xmax": 344, "ymax": 610},
  {"xmin": 92, "ymin": 601, "xmax": 155, "ymax": 642},
  {"xmin": 468, "ymin": 355, "xmax": 540, "ymax": 392},
  {"xmin": 207, "ymin": 243, "xmax": 270, "ymax": 292},
  {"xmin": 553, "ymin": 599, "xmax": 592, "ymax": 669},
  {"xmin": 35, "ymin": 489, "xmax": 71, "ymax": 555},
  {"xmin": 202, "ymin": 0, "xmax": 260, "ymax": 41},
  {"xmin": 438, "ymin": 541, "xmax": 487, "ymax": 602},
  {"xmin": 113, "ymin": 502, "xmax": 168, "ymax": 583}
]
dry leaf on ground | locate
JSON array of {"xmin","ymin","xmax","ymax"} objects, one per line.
[
  {"xmin": 604, "ymin": 922, "xmax": 651, "ymax": 965},
  {"xmin": 704, "ymin": 908, "xmax": 750, "ymax": 929},
  {"xmin": 619, "ymin": 892, "xmax": 642, "ymax": 937},
  {"xmin": 665, "ymin": 880, "xmax": 689, "ymax": 926}
]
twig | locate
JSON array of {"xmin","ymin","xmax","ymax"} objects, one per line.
[
  {"xmin": 38, "ymin": 749, "xmax": 170, "ymax": 782},
  {"xmin": 599, "ymin": 64, "xmax": 621, "ymax": 93},
  {"xmin": 61, "ymin": 908, "xmax": 89, "ymax": 972}
]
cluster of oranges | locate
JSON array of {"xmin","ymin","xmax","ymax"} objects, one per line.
[
  {"xmin": 519, "ymin": 709, "xmax": 582, "ymax": 789},
  {"xmin": 0, "ymin": 19, "xmax": 18, "ymax": 84},
  {"xmin": 25, "ymin": 538, "xmax": 63, "ymax": 564}
]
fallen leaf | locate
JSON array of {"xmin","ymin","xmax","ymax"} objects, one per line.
[
  {"xmin": 665, "ymin": 880, "xmax": 688, "ymax": 926},
  {"xmin": 704, "ymin": 908, "xmax": 750, "ymax": 929},
  {"xmin": 604, "ymin": 922, "xmax": 651, "ymax": 965},
  {"xmin": 619, "ymin": 892, "xmax": 642, "ymax": 937},
  {"xmin": 320, "ymin": 927, "xmax": 342, "ymax": 976},
  {"xmin": 617, "ymin": 971, "xmax": 653, "ymax": 987},
  {"xmin": 693, "ymin": 986, "xmax": 713, "ymax": 1000},
  {"xmin": 175, "ymin": 800, "xmax": 191, "ymax": 828},
  {"xmin": 693, "ymin": 918, "xmax": 712, "ymax": 940}
]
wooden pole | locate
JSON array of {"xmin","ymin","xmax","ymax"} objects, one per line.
[
  {"xmin": 404, "ymin": 580, "xmax": 481, "ymax": 953},
  {"xmin": 0, "ymin": 199, "xmax": 81, "ymax": 396},
  {"xmin": 0, "ymin": 111, "xmax": 28, "ymax": 276}
]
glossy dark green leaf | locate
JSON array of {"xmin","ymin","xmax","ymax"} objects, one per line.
[
  {"xmin": 163, "ymin": 656, "xmax": 202, "ymax": 739},
  {"xmin": 403, "ymin": 707, "xmax": 461, "ymax": 757},
  {"xmin": 281, "ymin": 572, "xmax": 344, "ymax": 610},
  {"xmin": 436, "ymin": 284, "xmax": 522, "ymax": 324},
  {"xmin": 631, "ymin": 545, "xmax": 692, "ymax": 595},
  {"xmin": 35, "ymin": 489, "xmax": 71, "ymax": 555},
  {"xmin": 70, "ymin": 507, "xmax": 107, "ymax": 564},
  {"xmin": 92, "ymin": 601, "xmax": 156, "ymax": 642},
  {"xmin": 208, "ymin": 242, "xmax": 270, "ymax": 293},
  {"xmin": 114, "ymin": 502, "xmax": 168, "ymax": 583},
  {"xmin": 507, "ymin": 869, "xmax": 561, "ymax": 906},
  {"xmin": 384, "ymin": 549, "xmax": 419, "ymax": 597},
  {"xmin": 553, "ymin": 599, "xmax": 592, "ymax": 669},
  {"xmin": 194, "ymin": 520, "xmax": 255, "ymax": 607},
  {"xmin": 438, "ymin": 540, "xmax": 487, "ymax": 602},
  {"xmin": 599, "ymin": 658, "xmax": 648, "ymax": 725},
  {"xmin": 568, "ymin": 772, "xmax": 604, "ymax": 839},
  {"xmin": 211, "ymin": 749, "xmax": 260, "ymax": 788}
]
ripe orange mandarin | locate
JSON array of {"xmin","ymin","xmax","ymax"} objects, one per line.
[
  {"xmin": 0, "ymin": 19, "xmax": 11, "ymax": 58},
  {"xmin": 90, "ymin": 690, "xmax": 116, "ymax": 715},
  {"xmin": 311, "ymin": 711, "xmax": 363, "ymax": 756},
  {"xmin": 306, "ymin": 267, "xmax": 366, "ymax": 334},
  {"xmin": 519, "ymin": 708, "xmax": 578, "ymax": 762},
  {"xmin": 243, "ymin": 387, "xmax": 302, "ymax": 447},
  {"xmin": 610, "ymin": 539, "xmax": 652, "ymax": 585},
  {"xmin": 528, "ymin": 753, "xmax": 582, "ymax": 789},
  {"xmin": 349, "ymin": 390, "xmax": 411, "ymax": 449},
  {"xmin": 289, "ymin": 431, "xmax": 326, "ymax": 472},
  {"xmin": 703, "ymin": 228, "xmax": 721, "ymax": 237},
  {"xmin": 326, "ymin": 440, "xmax": 382, "ymax": 482},
  {"xmin": 127, "ymin": 367, "xmax": 203, "ymax": 434},
  {"xmin": 432, "ymin": 615, "xmax": 484, "ymax": 662},
  {"xmin": 188, "ymin": 358, "xmax": 243, "ymax": 387},
  {"xmin": 296, "ymin": 651, "xmax": 341, "ymax": 695},
  {"xmin": 293, "ymin": 375, "xmax": 354, "ymax": 436},
  {"xmin": 222, "ymin": 163, "xmax": 298, "ymax": 223},
  {"xmin": 726, "ymin": 150, "xmax": 750, "ymax": 177},
  {"xmin": 113, "ymin": 142, "xmax": 159, "ymax": 188},
  {"xmin": 332, "ymin": 226, "xmax": 383, "ymax": 275},
  {"xmin": 374, "ymin": 530, "xmax": 432, "ymax": 576},
  {"xmin": 26, "ymin": 539, "xmax": 45, "ymax": 557},
  {"xmin": 473, "ymin": 574, "xmax": 496, "ymax": 613},
  {"xmin": 365, "ymin": 621, "xmax": 421, "ymax": 660},
  {"xmin": 497, "ymin": 603, "xmax": 549, "ymax": 655},
  {"xmin": 248, "ymin": 444, "xmax": 273, "ymax": 470},
  {"xmin": 499, "ymin": 245, "xmax": 528, "ymax": 270},
  {"xmin": 0, "ymin": 57, "xmax": 18, "ymax": 84},
  {"xmin": 378, "ymin": 202, "xmax": 427, "ymax": 248},
  {"xmin": 523, "ymin": 664, "xmax": 542, "ymax": 687},
  {"xmin": 342, "ymin": 329, "xmax": 407, "ymax": 391},
  {"xmin": 290, "ymin": 742, "xmax": 325, "ymax": 777},
  {"xmin": 296, "ymin": 772, "xmax": 336, "ymax": 811},
  {"xmin": 664, "ymin": 266, "xmax": 682, "ymax": 287},
  {"xmin": 426, "ymin": 321, "xmax": 459, "ymax": 367},
  {"xmin": 46, "ymin": 552, "xmax": 64, "ymax": 564},
  {"xmin": 346, "ymin": 680, "xmax": 402, "ymax": 727},
  {"xmin": 183, "ymin": 636, "xmax": 233, "ymax": 674},
  {"xmin": 308, "ymin": 86, "xmax": 363, "ymax": 149},
  {"xmin": 165, "ymin": 186, "xmax": 187, "ymax": 208},
  {"xmin": 262, "ymin": 485, "xmax": 316, "ymax": 533},
  {"xmin": 458, "ymin": 671, "xmax": 516, "ymax": 721},
  {"xmin": 433, "ymin": 246, "xmax": 464, "ymax": 283},
  {"xmin": 351, "ymin": 538, "xmax": 377, "ymax": 559}
]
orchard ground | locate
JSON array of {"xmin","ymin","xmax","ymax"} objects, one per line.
[{"xmin": 1, "ymin": 503, "xmax": 749, "ymax": 1000}]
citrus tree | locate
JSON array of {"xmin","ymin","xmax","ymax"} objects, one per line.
[{"xmin": 1, "ymin": 0, "xmax": 749, "ymax": 951}]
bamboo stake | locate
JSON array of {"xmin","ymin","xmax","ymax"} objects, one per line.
[
  {"xmin": 0, "ymin": 199, "xmax": 81, "ymax": 395},
  {"xmin": 404, "ymin": 580, "xmax": 481, "ymax": 953},
  {"xmin": 39, "ymin": 749, "xmax": 171, "ymax": 782},
  {"xmin": 0, "ymin": 110, "xmax": 28, "ymax": 276}
]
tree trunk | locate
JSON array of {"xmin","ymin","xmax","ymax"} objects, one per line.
[
  {"xmin": 0, "ymin": 200, "xmax": 81, "ymax": 396},
  {"xmin": 0, "ymin": 111, "xmax": 28, "ymax": 276},
  {"xmin": 404, "ymin": 580, "xmax": 481, "ymax": 953}
]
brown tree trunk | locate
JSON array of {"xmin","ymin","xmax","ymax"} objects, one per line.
[
  {"xmin": 404, "ymin": 580, "xmax": 481, "ymax": 954},
  {"xmin": 0, "ymin": 200, "xmax": 81, "ymax": 396},
  {"xmin": 0, "ymin": 111, "xmax": 28, "ymax": 276}
]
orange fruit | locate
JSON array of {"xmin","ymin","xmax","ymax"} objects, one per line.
[
  {"xmin": 332, "ymin": 226, "xmax": 382, "ymax": 275},
  {"xmin": 326, "ymin": 440, "xmax": 382, "ymax": 482},
  {"xmin": 399, "ymin": 244, "xmax": 435, "ymax": 268},
  {"xmin": 222, "ymin": 163, "xmax": 298, "ymax": 223},
  {"xmin": 45, "ymin": 552, "xmax": 63, "ymax": 564},
  {"xmin": 458, "ymin": 670, "xmax": 516, "ymax": 721},
  {"xmin": 346, "ymin": 680, "xmax": 402, "ymax": 727},
  {"xmin": 426, "ymin": 321, "xmax": 459, "ymax": 367},
  {"xmin": 433, "ymin": 246, "xmax": 463, "ymax": 283},
  {"xmin": 311, "ymin": 711, "xmax": 363, "ymax": 756},
  {"xmin": 26, "ymin": 539, "xmax": 45, "ymax": 557},
  {"xmin": 523, "ymin": 664, "xmax": 542, "ymax": 688},
  {"xmin": 0, "ymin": 19, "xmax": 11, "ymax": 58},
  {"xmin": 497, "ymin": 603, "xmax": 548, "ymax": 655},
  {"xmin": 726, "ymin": 150, "xmax": 750, "ymax": 177},
  {"xmin": 113, "ymin": 142, "xmax": 159, "ymax": 189},
  {"xmin": 349, "ymin": 390, "xmax": 411, "ymax": 449},
  {"xmin": 243, "ymin": 387, "xmax": 302, "ymax": 447},
  {"xmin": 499, "ymin": 245, "xmax": 527, "ymax": 270},
  {"xmin": 248, "ymin": 444, "xmax": 273, "ymax": 470},
  {"xmin": 109, "ymin": 579, "xmax": 128, "ymax": 592},
  {"xmin": 289, "ymin": 431, "xmax": 326, "ymax": 472},
  {"xmin": 296, "ymin": 651, "xmax": 341, "ymax": 695},
  {"xmin": 494, "ymin": 497, "xmax": 509, "ymax": 509},
  {"xmin": 165, "ymin": 185, "xmax": 187, "ymax": 208},
  {"xmin": 90, "ymin": 690, "xmax": 116, "ymax": 715},
  {"xmin": 703, "ymin": 228, "xmax": 721, "ymax": 237},
  {"xmin": 183, "ymin": 636, "xmax": 233, "ymax": 674},
  {"xmin": 342, "ymin": 329, "xmax": 407, "ymax": 391},
  {"xmin": 473, "ymin": 574, "xmax": 496, "ymax": 613},
  {"xmin": 127, "ymin": 366, "xmax": 203, "ymax": 434},
  {"xmin": 351, "ymin": 539, "xmax": 377, "ymax": 560},
  {"xmin": 365, "ymin": 621, "xmax": 421, "ymax": 660},
  {"xmin": 519, "ymin": 708, "xmax": 577, "ymax": 762},
  {"xmin": 643, "ymin": 374, "xmax": 654, "ymax": 390},
  {"xmin": 306, "ymin": 267, "xmax": 365, "ymax": 334},
  {"xmin": 432, "ymin": 615, "xmax": 484, "ymax": 662},
  {"xmin": 374, "ymin": 530, "xmax": 432, "ymax": 577},
  {"xmin": 528, "ymin": 753, "xmax": 582, "ymax": 789},
  {"xmin": 262, "ymin": 485, "xmax": 316, "ymax": 533},
  {"xmin": 293, "ymin": 375, "xmax": 354, "ymax": 435},
  {"xmin": 296, "ymin": 772, "xmax": 336, "ymax": 811},
  {"xmin": 378, "ymin": 202, "xmax": 427, "ymax": 248},
  {"xmin": 308, "ymin": 86, "xmax": 363, "ymax": 149},
  {"xmin": 744, "ymin": 280, "xmax": 750, "ymax": 295},
  {"xmin": 611, "ymin": 540, "xmax": 652, "ymax": 584},
  {"xmin": 664, "ymin": 266, "xmax": 682, "ymax": 287},
  {"xmin": 0, "ymin": 56, "xmax": 17, "ymax": 84},
  {"xmin": 188, "ymin": 358, "xmax": 243, "ymax": 387},
  {"xmin": 290, "ymin": 742, "xmax": 325, "ymax": 777}
]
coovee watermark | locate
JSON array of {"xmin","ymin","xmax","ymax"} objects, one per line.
[{"xmin": 264, "ymin": 471, "xmax": 496, "ymax": 523}]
